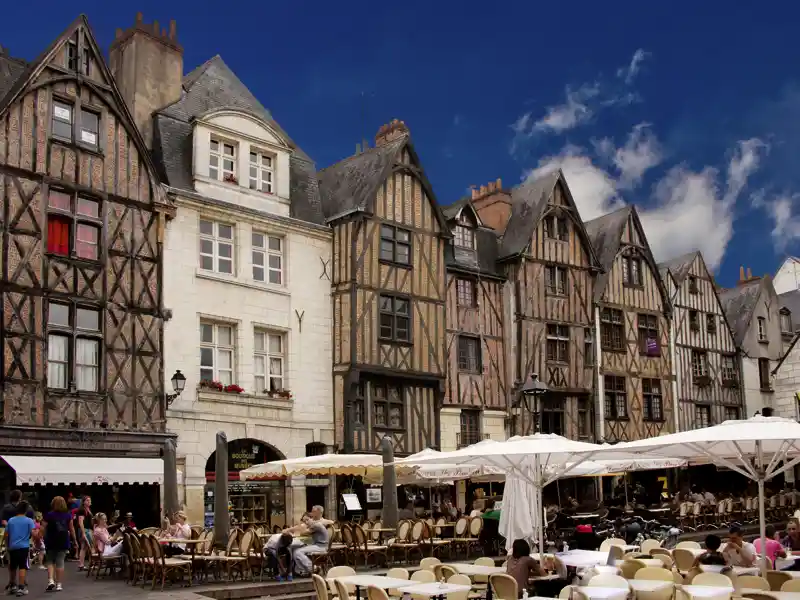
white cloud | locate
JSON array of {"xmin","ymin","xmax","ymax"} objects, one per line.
[
  {"xmin": 617, "ymin": 49, "xmax": 649, "ymax": 85},
  {"xmin": 524, "ymin": 138, "xmax": 766, "ymax": 270},
  {"xmin": 531, "ymin": 83, "xmax": 599, "ymax": 134},
  {"xmin": 611, "ymin": 123, "xmax": 662, "ymax": 188},
  {"xmin": 753, "ymin": 192, "xmax": 800, "ymax": 250}
]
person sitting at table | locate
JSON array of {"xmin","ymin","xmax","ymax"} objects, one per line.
[
  {"xmin": 92, "ymin": 513, "xmax": 123, "ymax": 558},
  {"xmin": 156, "ymin": 516, "xmax": 171, "ymax": 539},
  {"xmin": 506, "ymin": 539, "xmax": 545, "ymax": 597},
  {"xmin": 291, "ymin": 506, "xmax": 329, "ymax": 577},
  {"xmin": 162, "ymin": 511, "xmax": 191, "ymax": 557},
  {"xmin": 722, "ymin": 525, "xmax": 756, "ymax": 567},
  {"xmin": 265, "ymin": 532, "xmax": 294, "ymax": 582},
  {"xmin": 754, "ymin": 525, "xmax": 786, "ymax": 565},
  {"xmin": 693, "ymin": 534, "xmax": 728, "ymax": 567},
  {"xmin": 782, "ymin": 519, "xmax": 800, "ymax": 551}
]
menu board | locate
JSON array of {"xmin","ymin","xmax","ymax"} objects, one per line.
[{"xmin": 342, "ymin": 493, "xmax": 362, "ymax": 511}]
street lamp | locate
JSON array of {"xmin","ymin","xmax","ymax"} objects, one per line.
[
  {"xmin": 166, "ymin": 370, "xmax": 186, "ymax": 407},
  {"xmin": 512, "ymin": 373, "xmax": 549, "ymax": 435}
]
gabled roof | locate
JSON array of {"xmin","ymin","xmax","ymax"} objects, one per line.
[
  {"xmin": 444, "ymin": 227, "xmax": 504, "ymax": 279},
  {"xmin": 317, "ymin": 134, "xmax": 449, "ymax": 233},
  {"xmin": 718, "ymin": 277, "xmax": 765, "ymax": 347},
  {"xmin": 497, "ymin": 170, "xmax": 601, "ymax": 269},
  {"xmin": 151, "ymin": 55, "xmax": 323, "ymax": 224},
  {"xmin": 657, "ymin": 251, "xmax": 699, "ymax": 287},
  {"xmin": 0, "ymin": 16, "xmax": 167, "ymax": 206},
  {"xmin": 779, "ymin": 289, "xmax": 800, "ymax": 317},
  {"xmin": 442, "ymin": 196, "xmax": 483, "ymax": 226},
  {"xmin": 584, "ymin": 205, "xmax": 670, "ymax": 308}
]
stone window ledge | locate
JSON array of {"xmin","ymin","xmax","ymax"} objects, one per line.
[{"xmin": 196, "ymin": 389, "xmax": 293, "ymax": 410}]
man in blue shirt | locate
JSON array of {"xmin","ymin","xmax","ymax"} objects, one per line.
[{"xmin": 6, "ymin": 501, "xmax": 35, "ymax": 596}]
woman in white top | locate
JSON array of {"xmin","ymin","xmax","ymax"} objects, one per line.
[{"xmin": 164, "ymin": 511, "xmax": 191, "ymax": 557}]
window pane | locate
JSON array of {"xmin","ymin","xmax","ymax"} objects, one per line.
[
  {"xmin": 218, "ymin": 258, "xmax": 233, "ymax": 274},
  {"xmin": 53, "ymin": 120, "xmax": 72, "ymax": 140},
  {"xmin": 210, "ymin": 140, "xmax": 219, "ymax": 152},
  {"xmin": 269, "ymin": 357, "xmax": 282, "ymax": 376},
  {"xmin": 200, "ymin": 368, "xmax": 214, "ymax": 381},
  {"xmin": 223, "ymin": 144, "xmax": 234, "ymax": 156},
  {"xmin": 250, "ymin": 152, "xmax": 257, "ymax": 163},
  {"xmin": 381, "ymin": 225, "xmax": 394, "ymax": 239},
  {"xmin": 201, "ymin": 256, "xmax": 213, "ymax": 270},
  {"xmin": 54, "ymin": 102, "xmax": 72, "ymax": 122},
  {"xmin": 268, "ymin": 255, "xmax": 281, "ymax": 269},
  {"xmin": 395, "ymin": 299, "xmax": 409, "ymax": 315},
  {"xmin": 396, "ymin": 229, "xmax": 410, "ymax": 243},
  {"xmin": 268, "ymin": 270, "xmax": 281, "ymax": 285},
  {"xmin": 75, "ymin": 338, "xmax": 99, "ymax": 391},
  {"xmin": 218, "ymin": 224, "xmax": 233, "ymax": 239},
  {"xmin": 49, "ymin": 190, "xmax": 71, "ymax": 210},
  {"xmin": 269, "ymin": 334, "xmax": 282, "ymax": 354},
  {"xmin": 254, "ymin": 332, "xmax": 265, "ymax": 352},
  {"xmin": 48, "ymin": 303, "xmax": 69, "ymax": 326},
  {"xmin": 396, "ymin": 245, "xmax": 410, "ymax": 264},
  {"xmin": 200, "ymin": 347, "xmax": 213, "ymax": 367},
  {"xmin": 200, "ymin": 239, "xmax": 213, "ymax": 254},
  {"xmin": 218, "ymin": 243, "xmax": 232, "ymax": 258},
  {"xmin": 47, "ymin": 334, "xmax": 68, "ymax": 388},
  {"xmin": 76, "ymin": 224, "xmax": 99, "ymax": 259},
  {"xmin": 199, "ymin": 220, "xmax": 213, "ymax": 235},
  {"xmin": 200, "ymin": 324, "xmax": 214, "ymax": 343},
  {"xmin": 76, "ymin": 307, "xmax": 100, "ymax": 331},
  {"xmin": 380, "ymin": 240, "xmax": 394, "ymax": 261},
  {"xmin": 217, "ymin": 326, "xmax": 232, "ymax": 346},
  {"xmin": 209, "ymin": 155, "xmax": 219, "ymax": 167},
  {"xmin": 252, "ymin": 251, "xmax": 264, "ymax": 267},
  {"xmin": 77, "ymin": 197, "xmax": 99, "ymax": 218},
  {"xmin": 218, "ymin": 370, "xmax": 232, "ymax": 386},
  {"xmin": 268, "ymin": 237, "xmax": 281, "ymax": 251},
  {"xmin": 218, "ymin": 349, "xmax": 232, "ymax": 370},
  {"xmin": 252, "ymin": 232, "xmax": 265, "ymax": 248},
  {"xmin": 253, "ymin": 266, "xmax": 265, "ymax": 281}
]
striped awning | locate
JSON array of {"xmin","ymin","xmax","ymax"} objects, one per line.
[{"xmin": 2, "ymin": 455, "xmax": 169, "ymax": 486}]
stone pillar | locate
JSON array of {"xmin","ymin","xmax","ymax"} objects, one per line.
[{"xmin": 213, "ymin": 432, "xmax": 229, "ymax": 549}]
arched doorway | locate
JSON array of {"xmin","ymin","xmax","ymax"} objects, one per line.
[{"xmin": 203, "ymin": 438, "xmax": 287, "ymax": 529}]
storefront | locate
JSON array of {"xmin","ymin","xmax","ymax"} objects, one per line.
[{"xmin": 204, "ymin": 438, "xmax": 286, "ymax": 530}]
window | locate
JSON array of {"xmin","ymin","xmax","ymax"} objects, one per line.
[
  {"xmin": 642, "ymin": 379, "xmax": 663, "ymax": 421},
  {"xmin": 453, "ymin": 225, "xmax": 475, "ymax": 249},
  {"xmin": 254, "ymin": 331, "xmax": 284, "ymax": 393},
  {"xmin": 545, "ymin": 265, "xmax": 567, "ymax": 295},
  {"xmin": 46, "ymin": 302, "xmax": 101, "ymax": 392},
  {"xmin": 695, "ymin": 405, "xmax": 711, "ymax": 429},
  {"xmin": 724, "ymin": 406, "xmax": 740, "ymax": 421},
  {"xmin": 584, "ymin": 327, "xmax": 595, "ymax": 366},
  {"xmin": 252, "ymin": 232, "xmax": 283, "ymax": 284},
  {"xmin": 622, "ymin": 256, "xmax": 642, "ymax": 287},
  {"xmin": 689, "ymin": 310, "xmax": 700, "ymax": 332},
  {"xmin": 759, "ymin": 357, "xmax": 772, "ymax": 391},
  {"xmin": 781, "ymin": 311, "xmax": 793, "ymax": 334},
  {"xmin": 457, "ymin": 336, "xmax": 481, "ymax": 373},
  {"xmin": 604, "ymin": 375, "xmax": 628, "ymax": 419},
  {"xmin": 354, "ymin": 383, "xmax": 366, "ymax": 425},
  {"xmin": 379, "ymin": 225, "xmax": 411, "ymax": 265},
  {"xmin": 66, "ymin": 38, "xmax": 89, "ymax": 75},
  {"xmin": 706, "ymin": 313, "xmax": 717, "ymax": 335},
  {"xmin": 543, "ymin": 214, "xmax": 568, "ymax": 241},
  {"xmin": 209, "ymin": 138, "xmax": 236, "ymax": 182},
  {"xmin": 379, "ymin": 295, "xmax": 410, "ymax": 342},
  {"xmin": 540, "ymin": 398, "xmax": 565, "ymax": 435},
  {"xmin": 199, "ymin": 220, "xmax": 234, "ymax": 274},
  {"xmin": 52, "ymin": 101, "xmax": 72, "ymax": 141},
  {"xmin": 638, "ymin": 313, "xmax": 660, "ymax": 356},
  {"xmin": 46, "ymin": 188, "xmax": 101, "ymax": 260},
  {"xmin": 757, "ymin": 317, "xmax": 767, "ymax": 342},
  {"xmin": 546, "ymin": 324, "xmax": 569, "ymax": 363},
  {"xmin": 577, "ymin": 398, "xmax": 591, "ymax": 439},
  {"xmin": 601, "ymin": 308, "xmax": 625, "ymax": 351},
  {"xmin": 721, "ymin": 355, "xmax": 738, "ymax": 383},
  {"xmin": 688, "ymin": 275, "xmax": 699, "ymax": 294},
  {"xmin": 456, "ymin": 278, "xmax": 476, "ymax": 307},
  {"xmin": 373, "ymin": 382, "xmax": 403, "ymax": 428},
  {"xmin": 248, "ymin": 150, "xmax": 274, "ymax": 193},
  {"xmin": 459, "ymin": 410, "xmax": 481, "ymax": 447},
  {"xmin": 691, "ymin": 350, "xmax": 708, "ymax": 379},
  {"xmin": 79, "ymin": 109, "xmax": 99, "ymax": 148},
  {"xmin": 199, "ymin": 322, "xmax": 235, "ymax": 386}
]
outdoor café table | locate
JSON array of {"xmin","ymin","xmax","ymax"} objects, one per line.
[
  {"xmin": 533, "ymin": 550, "xmax": 609, "ymax": 569},
  {"xmin": 570, "ymin": 587, "xmax": 629, "ymax": 600},
  {"xmin": 333, "ymin": 574, "xmax": 413, "ymax": 600},
  {"xmin": 628, "ymin": 580, "xmax": 673, "ymax": 593},
  {"xmin": 449, "ymin": 563, "xmax": 506, "ymax": 576},
  {"xmin": 615, "ymin": 558, "xmax": 663, "ymax": 568},
  {"xmin": 677, "ymin": 585, "xmax": 733, "ymax": 599},
  {"xmin": 741, "ymin": 590, "xmax": 800, "ymax": 600},
  {"xmin": 699, "ymin": 564, "xmax": 760, "ymax": 576},
  {"xmin": 398, "ymin": 582, "xmax": 472, "ymax": 600}
]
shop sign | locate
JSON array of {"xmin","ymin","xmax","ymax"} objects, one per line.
[{"xmin": 228, "ymin": 439, "xmax": 271, "ymax": 472}]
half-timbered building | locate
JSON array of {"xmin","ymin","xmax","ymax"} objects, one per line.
[
  {"xmin": 585, "ymin": 206, "xmax": 674, "ymax": 442},
  {"xmin": 0, "ymin": 16, "xmax": 173, "ymax": 500},
  {"xmin": 472, "ymin": 171, "xmax": 601, "ymax": 439},
  {"xmin": 319, "ymin": 120, "xmax": 449, "ymax": 455},
  {"xmin": 658, "ymin": 252, "xmax": 743, "ymax": 430},
  {"xmin": 441, "ymin": 196, "xmax": 508, "ymax": 451}
]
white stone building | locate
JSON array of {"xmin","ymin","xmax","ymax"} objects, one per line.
[{"xmin": 107, "ymin": 18, "xmax": 333, "ymax": 526}]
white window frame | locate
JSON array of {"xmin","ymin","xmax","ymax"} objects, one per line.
[
  {"xmin": 199, "ymin": 219, "xmax": 235, "ymax": 275},
  {"xmin": 200, "ymin": 322, "xmax": 235, "ymax": 386},
  {"xmin": 757, "ymin": 317, "xmax": 767, "ymax": 341},
  {"xmin": 254, "ymin": 330, "xmax": 286, "ymax": 393},
  {"xmin": 209, "ymin": 137, "xmax": 237, "ymax": 182},
  {"xmin": 252, "ymin": 232, "xmax": 283, "ymax": 284},
  {"xmin": 453, "ymin": 224, "xmax": 474, "ymax": 249},
  {"xmin": 249, "ymin": 149, "xmax": 274, "ymax": 194}
]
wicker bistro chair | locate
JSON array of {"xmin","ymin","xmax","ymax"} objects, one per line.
[
  {"xmin": 308, "ymin": 525, "xmax": 338, "ymax": 574},
  {"xmin": 213, "ymin": 529, "xmax": 254, "ymax": 581},
  {"xmin": 86, "ymin": 531, "xmax": 124, "ymax": 580},
  {"xmin": 390, "ymin": 521, "xmax": 420, "ymax": 564},
  {"xmin": 142, "ymin": 535, "xmax": 192, "ymax": 591},
  {"xmin": 421, "ymin": 521, "xmax": 451, "ymax": 558},
  {"xmin": 451, "ymin": 517, "xmax": 471, "ymax": 557},
  {"xmin": 351, "ymin": 524, "xmax": 388, "ymax": 568}
]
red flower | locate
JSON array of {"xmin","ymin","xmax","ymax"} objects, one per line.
[{"xmin": 224, "ymin": 384, "xmax": 244, "ymax": 394}]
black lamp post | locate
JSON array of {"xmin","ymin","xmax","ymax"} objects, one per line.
[
  {"xmin": 166, "ymin": 370, "xmax": 186, "ymax": 407},
  {"xmin": 512, "ymin": 373, "xmax": 549, "ymax": 435}
]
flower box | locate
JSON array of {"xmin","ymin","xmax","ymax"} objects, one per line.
[
  {"xmin": 224, "ymin": 384, "xmax": 244, "ymax": 394},
  {"xmin": 199, "ymin": 379, "xmax": 223, "ymax": 391}
]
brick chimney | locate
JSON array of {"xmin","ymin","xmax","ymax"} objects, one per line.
[
  {"xmin": 374, "ymin": 119, "xmax": 409, "ymax": 147},
  {"xmin": 471, "ymin": 178, "xmax": 513, "ymax": 234},
  {"xmin": 109, "ymin": 13, "xmax": 183, "ymax": 149}
]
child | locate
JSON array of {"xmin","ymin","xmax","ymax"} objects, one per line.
[
  {"xmin": 265, "ymin": 533, "xmax": 294, "ymax": 582},
  {"xmin": 6, "ymin": 501, "xmax": 35, "ymax": 596},
  {"xmin": 30, "ymin": 513, "xmax": 45, "ymax": 569}
]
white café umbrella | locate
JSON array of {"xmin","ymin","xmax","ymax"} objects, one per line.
[
  {"xmin": 395, "ymin": 433, "xmax": 612, "ymax": 555},
  {"xmin": 363, "ymin": 447, "xmax": 504, "ymax": 485},
  {"xmin": 590, "ymin": 415, "xmax": 800, "ymax": 575},
  {"xmin": 240, "ymin": 452, "xmax": 418, "ymax": 479}
]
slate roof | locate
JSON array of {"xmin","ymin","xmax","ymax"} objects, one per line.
[
  {"xmin": 718, "ymin": 278, "xmax": 764, "ymax": 347},
  {"xmin": 585, "ymin": 206, "xmax": 631, "ymax": 301},
  {"xmin": 779, "ymin": 289, "xmax": 800, "ymax": 318},
  {"xmin": 444, "ymin": 227, "xmax": 504, "ymax": 279},
  {"xmin": 0, "ymin": 51, "xmax": 27, "ymax": 103},
  {"xmin": 498, "ymin": 171, "xmax": 562, "ymax": 259},
  {"xmin": 151, "ymin": 55, "xmax": 324, "ymax": 225},
  {"xmin": 657, "ymin": 251, "xmax": 699, "ymax": 287},
  {"xmin": 442, "ymin": 197, "xmax": 473, "ymax": 221}
]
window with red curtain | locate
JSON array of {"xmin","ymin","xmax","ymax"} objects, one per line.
[{"xmin": 47, "ymin": 216, "xmax": 70, "ymax": 256}]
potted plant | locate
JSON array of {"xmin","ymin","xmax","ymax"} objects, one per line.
[
  {"xmin": 199, "ymin": 379, "xmax": 223, "ymax": 391},
  {"xmin": 223, "ymin": 173, "xmax": 238, "ymax": 184},
  {"xmin": 224, "ymin": 384, "xmax": 244, "ymax": 394},
  {"xmin": 277, "ymin": 389, "xmax": 292, "ymax": 399}
]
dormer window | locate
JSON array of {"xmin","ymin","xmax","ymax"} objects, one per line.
[
  {"xmin": 249, "ymin": 150, "xmax": 274, "ymax": 194},
  {"xmin": 453, "ymin": 213, "xmax": 476, "ymax": 250},
  {"xmin": 543, "ymin": 214, "xmax": 568, "ymax": 241},
  {"xmin": 210, "ymin": 138, "xmax": 237, "ymax": 183},
  {"xmin": 781, "ymin": 310, "xmax": 793, "ymax": 335}
]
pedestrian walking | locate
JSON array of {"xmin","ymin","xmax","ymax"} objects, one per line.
[
  {"xmin": 42, "ymin": 496, "xmax": 74, "ymax": 592},
  {"xmin": 5, "ymin": 501, "xmax": 35, "ymax": 596}
]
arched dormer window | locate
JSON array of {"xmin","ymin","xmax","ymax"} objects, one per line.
[
  {"xmin": 453, "ymin": 212, "xmax": 476, "ymax": 250},
  {"xmin": 780, "ymin": 308, "xmax": 793, "ymax": 335}
]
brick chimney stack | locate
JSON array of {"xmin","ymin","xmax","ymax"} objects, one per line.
[
  {"xmin": 738, "ymin": 265, "xmax": 761, "ymax": 285},
  {"xmin": 374, "ymin": 119, "xmax": 409, "ymax": 147},
  {"xmin": 109, "ymin": 13, "xmax": 183, "ymax": 149},
  {"xmin": 469, "ymin": 177, "xmax": 513, "ymax": 233}
]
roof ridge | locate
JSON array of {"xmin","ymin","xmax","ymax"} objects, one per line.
[
  {"xmin": 318, "ymin": 135, "xmax": 407, "ymax": 173},
  {"xmin": 182, "ymin": 54, "xmax": 222, "ymax": 91}
]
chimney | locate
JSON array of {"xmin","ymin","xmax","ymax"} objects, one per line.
[
  {"xmin": 747, "ymin": 267, "xmax": 752, "ymax": 280},
  {"xmin": 739, "ymin": 266, "xmax": 745, "ymax": 282},
  {"xmin": 374, "ymin": 119, "xmax": 409, "ymax": 147},
  {"xmin": 471, "ymin": 186, "xmax": 478, "ymax": 200},
  {"xmin": 109, "ymin": 13, "xmax": 183, "ymax": 149},
  {"xmin": 470, "ymin": 177, "xmax": 513, "ymax": 234}
]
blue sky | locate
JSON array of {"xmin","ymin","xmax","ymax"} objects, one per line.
[{"xmin": 3, "ymin": 1, "xmax": 799, "ymax": 287}]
